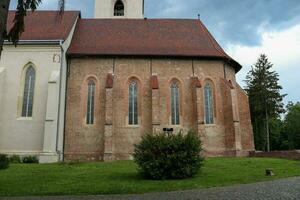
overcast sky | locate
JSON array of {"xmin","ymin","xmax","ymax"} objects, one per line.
[{"xmin": 10, "ymin": 0, "xmax": 300, "ymax": 104}]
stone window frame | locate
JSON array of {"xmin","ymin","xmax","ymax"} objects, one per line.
[
  {"xmin": 82, "ymin": 76, "xmax": 99, "ymax": 127},
  {"xmin": 17, "ymin": 62, "xmax": 37, "ymax": 119},
  {"xmin": 170, "ymin": 79, "xmax": 180, "ymax": 125},
  {"xmin": 86, "ymin": 80, "xmax": 96, "ymax": 125},
  {"xmin": 168, "ymin": 78, "xmax": 183, "ymax": 126},
  {"xmin": 203, "ymin": 78, "xmax": 217, "ymax": 125},
  {"xmin": 126, "ymin": 76, "xmax": 142, "ymax": 127}
]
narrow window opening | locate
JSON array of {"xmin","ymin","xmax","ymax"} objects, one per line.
[
  {"xmin": 86, "ymin": 80, "xmax": 95, "ymax": 124},
  {"xmin": 171, "ymin": 81, "xmax": 180, "ymax": 125},
  {"xmin": 204, "ymin": 83, "xmax": 214, "ymax": 124},
  {"xmin": 114, "ymin": 0, "xmax": 124, "ymax": 16},
  {"xmin": 22, "ymin": 66, "xmax": 36, "ymax": 117},
  {"xmin": 128, "ymin": 80, "xmax": 138, "ymax": 125}
]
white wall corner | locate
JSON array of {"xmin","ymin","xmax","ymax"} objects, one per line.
[
  {"xmin": 41, "ymin": 70, "xmax": 61, "ymax": 163},
  {"xmin": 57, "ymin": 15, "xmax": 79, "ymax": 161},
  {"xmin": 0, "ymin": 67, "xmax": 6, "ymax": 116}
]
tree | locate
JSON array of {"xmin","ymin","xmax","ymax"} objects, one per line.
[
  {"xmin": 268, "ymin": 117, "xmax": 284, "ymax": 150},
  {"xmin": 245, "ymin": 54, "xmax": 286, "ymax": 151},
  {"xmin": 0, "ymin": 0, "xmax": 10, "ymax": 57},
  {"xmin": 0, "ymin": 0, "xmax": 64, "ymax": 58},
  {"xmin": 283, "ymin": 102, "xmax": 300, "ymax": 149}
]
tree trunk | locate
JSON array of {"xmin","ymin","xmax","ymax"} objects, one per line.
[
  {"xmin": 0, "ymin": 0, "xmax": 10, "ymax": 59},
  {"xmin": 266, "ymin": 107, "xmax": 270, "ymax": 152}
]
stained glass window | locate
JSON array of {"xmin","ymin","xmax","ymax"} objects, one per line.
[
  {"xmin": 21, "ymin": 66, "xmax": 35, "ymax": 117},
  {"xmin": 128, "ymin": 80, "xmax": 138, "ymax": 125},
  {"xmin": 87, "ymin": 80, "xmax": 95, "ymax": 124},
  {"xmin": 204, "ymin": 83, "xmax": 214, "ymax": 124},
  {"xmin": 171, "ymin": 81, "xmax": 180, "ymax": 125}
]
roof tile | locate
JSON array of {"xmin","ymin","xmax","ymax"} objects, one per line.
[
  {"xmin": 67, "ymin": 18, "xmax": 241, "ymax": 71},
  {"xmin": 7, "ymin": 11, "xmax": 80, "ymax": 41}
]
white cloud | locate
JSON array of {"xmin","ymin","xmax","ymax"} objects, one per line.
[
  {"xmin": 226, "ymin": 23, "xmax": 300, "ymax": 104},
  {"xmin": 38, "ymin": 0, "xmax": 58, "ymax": 9}
]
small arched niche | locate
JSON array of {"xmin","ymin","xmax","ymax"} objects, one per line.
[{"xmin": 114, "ymin": 0, "xmax": 125, "ymax": 16}]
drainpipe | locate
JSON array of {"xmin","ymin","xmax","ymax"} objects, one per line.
[
  {"xmin": 192, "ymin": 59, "xmax": 195, "ymax": 77},
  {"xmin": 56, "ymin": 40, "xmax": 64, "ymax": 161},
  {"xmin": 223, "ymin": 61, "xmax": 227, "ymax": 80}
]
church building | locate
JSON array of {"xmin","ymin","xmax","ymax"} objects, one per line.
[{"xmin": 0, "ymin": 0, "xmax": 255, "ymax": 162}]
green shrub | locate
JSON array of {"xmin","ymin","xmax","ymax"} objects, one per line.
[
  {"xmin": 0, "ymin": 154, "xmax": 9, "ymax": 170},
  {"xmin": 22, "ymin": 156, "xmax": 39, "ymax": 164},
  {"xmin": 133, "ymin": 130, "xmax": 204, "ymax": 180},
  {"xmin": 9, "ymin": 155, "xmax": 21, "ymax": 163}
]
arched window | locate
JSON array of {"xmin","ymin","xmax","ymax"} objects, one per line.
[
  {"xmin": 114, "ymin": 0, "xmax": 124, "ymax": 16},
  {"xmin": 21, "ymin": 66, "xmax": 36, "ymax": 117},
  {"xmin": 171, "ymin": 81, "xmax": 180, "ymax": 125},
  {"xmin": 86, "ymin": 80, "xmax": 95, "ymax": 124},
  {"xmin": 204, "ymin": 82, "xmax": 214, "ymax": 124},
  {"xmin": 128, "ymin": 80, "xmax": 138, "ymax": 125}
]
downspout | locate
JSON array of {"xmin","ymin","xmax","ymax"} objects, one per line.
[
  {"xmin": 62, "ymin": 57, "xmax": 71, "ymax": 162},
  {"xmin": 223, "ymin": 61, "xmax": 227, "ymax": 80},
  {"xmin": 56, "ymin": 40, "xmax": 64, "ymax": 161},
  {"xmin": 192, "ymin": 59, "xmax": 195, "ymax": 77},
  {"xmin": 150, "ymin": 58, "xmax": 152, "ymax": 75},
  {"xmin": 113, "ymin": 57, "xmax": 116, "ymax": 73}
]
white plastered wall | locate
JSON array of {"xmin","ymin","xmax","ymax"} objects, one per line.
[
  {"xmin": 0, "ymin": 45, "xmax": 61, "ymax": 157},
  {"xmin": 0, "ymin": 67, "xmax": 6, "ymax": 120},
  {"xmin": 0, "ymin": 16, "xmax": 79, "ymax": 163}
]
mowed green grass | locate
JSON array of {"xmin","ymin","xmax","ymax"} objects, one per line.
[{"xmin": 0, "ymin": 157, "xmax": 299, "ymax": 197}]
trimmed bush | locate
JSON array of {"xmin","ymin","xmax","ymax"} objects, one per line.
[
  {"xmin": 22, "ymin": 156, "xmax": 39, "ymax": 164},
  {"xmin": 9, "ymin": 155, "xmax": 21, "ymax": 163},
  {"xmin": 0, "ymin": 154, "xmax": 9, "ymax": 170},
  {"xmin": 133, "ymin": 130, "xmax": 204, "ymax": 180}
]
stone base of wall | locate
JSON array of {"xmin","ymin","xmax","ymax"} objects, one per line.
[
  {"xmin": 0, "ymin": 151, "xmax": 60, "ymax": 163},
  {"xmin": 250, "ymin": 150, "xmax": 300, "ymax": 160},
  {"xmin": 39, "ymin": 152, "xmax": 60, "ymax": 163},
  {"xmin": 204, "ymin": 150, "xmax": 251, "ymax": 157},
  {"xmin": 64, "ymin": 152, "xmax": 103, "ymax": 161},
  {"xmin": 101, "ymin": 150, "xmax": 253, "ymax": 162}
]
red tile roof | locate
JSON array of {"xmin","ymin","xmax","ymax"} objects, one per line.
[
  {"xmin": 7, "ymin": 11, "xmax": 80, "ymax": 41},
  {"xmin": 68, "ymin": 18, "xmax": 241, "ymax": 71}
]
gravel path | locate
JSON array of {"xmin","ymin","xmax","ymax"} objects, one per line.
[{"xmin": 1, "ymin": 177, "xmax": 300, "ymax": 200}]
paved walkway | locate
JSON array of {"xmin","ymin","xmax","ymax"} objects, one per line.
[{"xmin": 2, "ymin": 177, "xmax": 300, "ymax": 200}]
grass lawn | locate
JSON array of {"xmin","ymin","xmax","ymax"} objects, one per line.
[{"xmin": 0, "ymin": 157, "xmax": 299, "ymax": 197}]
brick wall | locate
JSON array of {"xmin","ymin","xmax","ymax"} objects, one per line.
[{"xmin": 64, "ymin": 57, "xmax": 254, "ymax": 160}]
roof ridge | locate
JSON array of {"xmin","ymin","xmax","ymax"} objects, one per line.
[
  {"xmin": 79, "ymin": 18, "xmax": 199, "ymax": 21},
  {"xmin": 9, "ymin": 10, "xmax": 80, "ymax": 12}
]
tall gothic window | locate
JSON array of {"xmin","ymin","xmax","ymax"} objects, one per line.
[
  {"xmin": 114, "ymin": 0, "xmax": 125, "ymax": 16},
  {"xmin": 21, "ymin": 66, "xmax": 36, "ymax": 117},
  {"xmin": 128, "ymin": 80, "xmax": 138, "ymax": 125},
  {"xmin": 204, "ymin": 82, "xmax": 214, "ymax": 124},
  {"xmin": 171, "ymin": 81, "xmax": 180, "ymax": 125},
  {"xmin": 86, "ymin": 80, "xmax": 95, "ymax": 125}
]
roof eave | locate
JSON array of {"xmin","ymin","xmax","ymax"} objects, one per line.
[
  {"xmin": 67, "ymin": 53, "xmax": 242, "ymax": 72},
  {"xmin": 3, "ymin": 40, "xmax": 64, "ymax": 46}
]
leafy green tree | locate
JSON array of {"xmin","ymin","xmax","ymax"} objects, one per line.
[
  {"xmin": 269, "ymin": 117, "xmax": 284, "ymax": 150},
  {"xmin": 283, "ymin": 102, "xmax": 300, "ymax": 149},
  {"xmin": 245, "ymin": 54, "xmax": 286, "ymax": 151},
  {"xmin": 0, "ymin": 0, "xmax": 64, "ymax": 58}
]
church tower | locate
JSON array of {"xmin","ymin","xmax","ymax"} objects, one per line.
[{"xmin": 94, "ymin": 0, "xmax": 144, "ymax": 19}]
